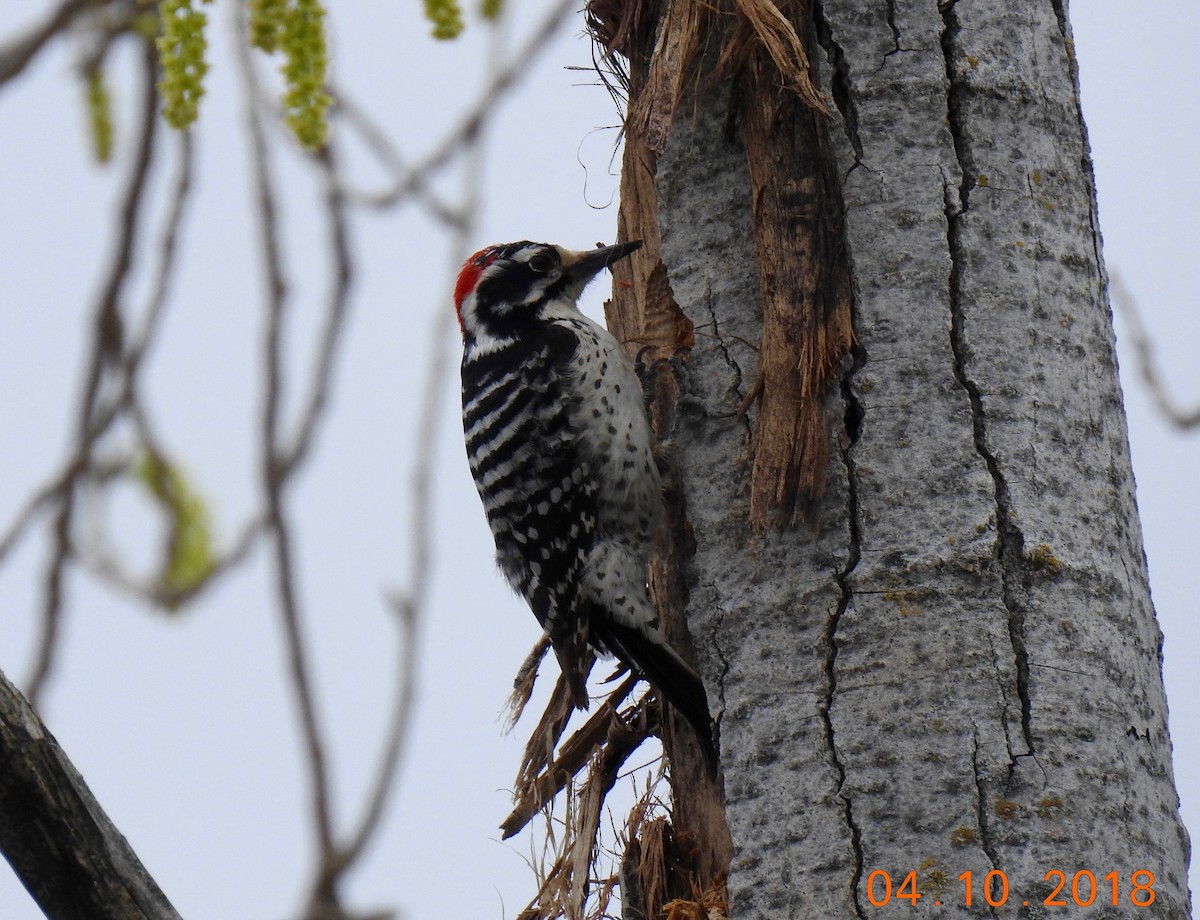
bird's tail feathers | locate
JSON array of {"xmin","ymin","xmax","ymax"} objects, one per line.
[
  {"xmin": 550, "ymin": 625, "xmax": 592, "ymax": 710},
  {"xmin": 591, "ymin": 618, "xmax": 718, "ymax": 773}
]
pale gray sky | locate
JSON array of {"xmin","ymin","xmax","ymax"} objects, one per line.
[{"xmin": 0, "ymin": 2, "xmax": 1196, "ymax": 917}]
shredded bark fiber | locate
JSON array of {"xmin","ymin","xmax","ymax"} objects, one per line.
[{"xmin": 594, "ymin": 0, "xmax": 854, "ymax": 526}]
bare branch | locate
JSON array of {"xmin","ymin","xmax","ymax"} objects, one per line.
[
  {"xmin": 124, "ymin": 131, "xmax": 195, "ymax": 383},
  {"xmin": 351, "ymin": 0, "xmax": 577, "ymax": 210},
  {"xmin": 331, "ymin": 89, "xmax": 465, "ymax": 227},
  {"xmin": 0, "ymin": 666, "xmax": 183, "ymax": 919},
  {"xmin": 0, "ymin": 473, "xmax": 72, "ymax": 568},
  {"xmin": 331, "ymin": 591, "xmax": 420, "ymax": 877},
  {"xmin": 327, "ymin": 8, "xmax": 501, "ymax": 880},
  {"xmin": 234, "ymin": 0, "xmax": 335, "ymax": 866},
  {"xmin": 5, "ymin": 2, "xmax": 597, "ymax": 917},
  {"xmin": 2, "ymin": 107, "xmax": 189, "ymax": 577},
  {"xmin": 1110, "ymin": 270, "xmax": 1200, "ymax": 428},
  {"xmin": 330, "ymin": 249, "xmax": 468, "ymax": 879},
  {"xmin": 76, "ymin": 503, "xmax": 265, "ymax": 609},
  {"xmin": 280, "ymin": 142, "xmax": 355, "ymax": 474},
  {"xmin": 27, "ymin": 37, "xmax": 161, "ymax": 709},
  {"xmin": 66, "ymin": 133, "xmax": 213, "ymax": 608},
  {"xmin": 0, "ymin": 0, "xmax": 97, "ymax": 87}
]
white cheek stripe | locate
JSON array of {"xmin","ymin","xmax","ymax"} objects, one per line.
[{"xmin": 460, "ymin": 293, "xmax": 519, "ymax": 357}]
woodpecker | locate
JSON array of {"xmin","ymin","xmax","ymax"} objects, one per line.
[{"xmin": 455, "ymin": 239, "xmax": 714, "ymax": 761}]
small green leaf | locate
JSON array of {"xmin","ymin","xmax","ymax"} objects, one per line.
[{"xmin": 135, "ymin": 452, "xmax": 216, "ymax": 610}]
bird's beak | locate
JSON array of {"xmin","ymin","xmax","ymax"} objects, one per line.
[{"xmin": 561, "ymin": 241, "xmax": 643, "ymax": 283}]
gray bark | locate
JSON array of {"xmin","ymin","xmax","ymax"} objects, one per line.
[
  {"xmin": 656, "ymin": 1, "xmax": 1190, "ymax": 916},
  {"xmin": 0, "ymin": 668, "xmax": 182, "ymax": 920}
]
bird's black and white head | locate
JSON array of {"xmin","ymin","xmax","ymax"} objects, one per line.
[{"xmin": 454, "ymin": 240, "xmax": 642, "ymax": 350}]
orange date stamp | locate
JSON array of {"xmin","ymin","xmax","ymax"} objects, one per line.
[{"xmin": 865, "ymin": 869, "xmax": 1156, "ymax": 909}]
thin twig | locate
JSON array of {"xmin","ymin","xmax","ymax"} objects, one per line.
[
  {"xmin": 331, "ymin": 89, "xmax": 464, "ymax": 227},
  {"xmin": 314, "ymin": 132, "xmax": 417, "ymax": 872},
  {"xmin": 330, "ymin": 4, "xmax": 504, "ymax": 876},
  {"xmin": 77, "ymin": 505, "xmax": 266, "ymax": 609},
  {"xmin": 125, "ymin": 131, "xmax": 195, "ymax": 382},
  {"xmin": 352, "ymin": 0, "xmax": 577, "ymax": 210},
  {"xmin": 281, "ymin": 142, "xmax": 355, "ymax": 475},
  {"xmin": 70, "ymin": 131, "xmax": 199, "ymax": 604},
  {"xmin": 27, "ymin": 37, "xmax": 160, "ymax": 709},
  {"xmin": 1110, "ymin": 270, "xmax": 1200, "ymax": 428},
  {"xmin": 233, "ymin": 0, "xmax": 335, "ymax": 865},
  {"xmin": 0, "ymin": 0, "xmax": 97, "ymax": 86},
  {"xmin": 0, "ymin": 476, "xmax": 70, "ymax": 568},
  {"xmin": 67, "ymin": 44, "xmax": 257, "ymax": 615},
  {"xmin": 332, "ymin": 592, "xmax": 419, "ymax": 877}
]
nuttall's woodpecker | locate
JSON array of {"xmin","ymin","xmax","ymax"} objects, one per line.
[{"xmin": 454, "ymin": 240, "xmax": 714, "ymax": 760}]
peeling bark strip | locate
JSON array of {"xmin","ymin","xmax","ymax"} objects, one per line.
[
  {"xmin": 739, "ymin": 28, "xmax": 854, "ymax": 526},
  {"xmin": 608, "ymin": 130, "xmax": 694, "ymax": 362},
  {"xmin": 595, "ymin": 0, "xmax": 854, "ymax": 528}
]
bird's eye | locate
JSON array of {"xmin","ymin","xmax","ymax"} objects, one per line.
[{"xmin": 528, "ymin": 252, "xmax": 556, "ymax": 274}]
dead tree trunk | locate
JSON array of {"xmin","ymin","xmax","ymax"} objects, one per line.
[
  {"xmin": 598, "ymin": 0, "xmax": 1190, "ymax": 916},
  {"xmin": 0, "ymin": 668, "xmax": 181, "ymax": 920}
]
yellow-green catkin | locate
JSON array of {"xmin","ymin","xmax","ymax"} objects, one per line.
[
  {"xmin": 156, "ymin": 0, "xmax": 212, "ymax": 130},
  {"xmin": 480, "ymin": 0, "xmax": 502, "ymax": 21},
  {"xmin": 248, "ymin": 0, "xmax": 288, "ymax": 52},
  {"xmin": 424, "ymin": 0, "xmax": 464, "ymax": 39},
  {"xmin": 135, "ymin": 453, "xmax": 215, "ymax": 609},
  {"xmin": 280, "ymin": 0, "xmax": 332, "ymax": 150},
  {"xmin": 85, "ymin": 67, "xmax": 114, "ymax": 163}
]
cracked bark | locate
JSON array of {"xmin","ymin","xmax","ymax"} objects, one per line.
[{"xmin": 604, "ymin": 0, "xmax": 1189, "ymax": 916}]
